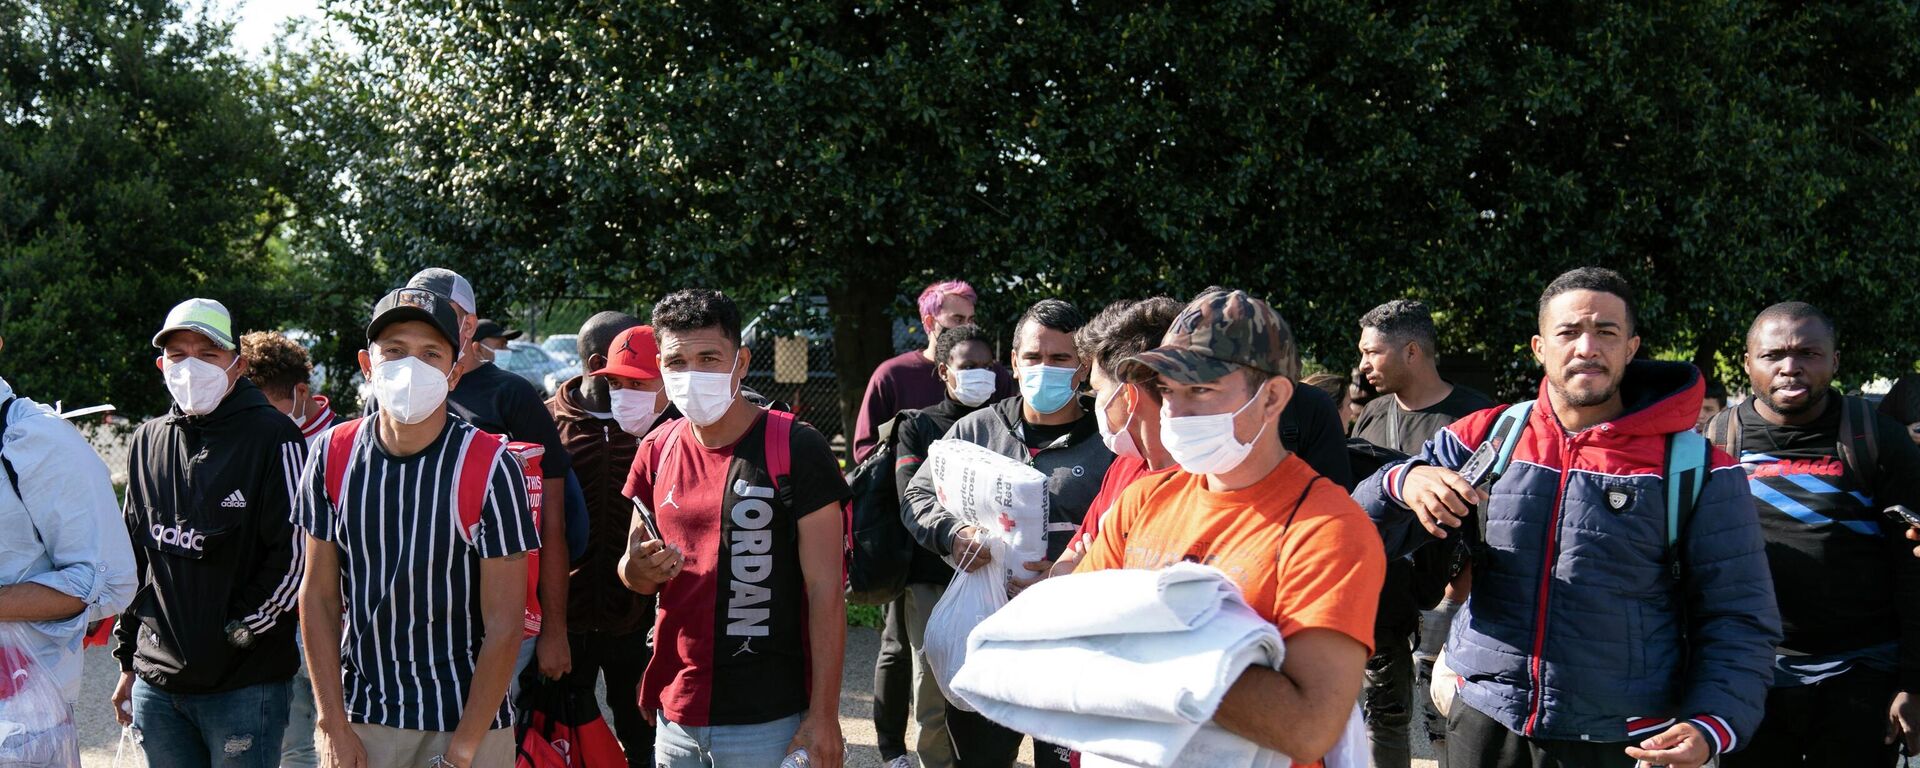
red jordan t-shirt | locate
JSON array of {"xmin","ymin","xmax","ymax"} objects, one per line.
[{"xmin": 623, "ymin": 411, "xmax": 849, "ymax": 727}]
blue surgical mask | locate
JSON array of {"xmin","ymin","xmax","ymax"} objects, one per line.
[{"xmin": 1019, "ymin": 364, "xmax": 1080, "ymax": 415}]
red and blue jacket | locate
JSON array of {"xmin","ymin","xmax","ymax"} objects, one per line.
[{"xmin": 1355, "ymin": 361, "xmax": 1781, "ymax": 754}]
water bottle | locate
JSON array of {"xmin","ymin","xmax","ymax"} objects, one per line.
[{"xmin": 780, "ymin": 748, "xmax": 810, "ymax": 768}]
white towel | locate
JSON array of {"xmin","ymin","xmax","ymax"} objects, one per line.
[
  {"xmin": 969, "ymin": 561, "xmax": 1244, "ymax": 642},
  {"xmin": 953, "ymin": 599, "xmax": 1281, "ymax": 724},
  {"xmin": 1076, "ymin": 704, "xmax": 1364, "ymax": 768}
]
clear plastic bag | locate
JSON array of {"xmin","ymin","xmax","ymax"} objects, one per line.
[
  {"xmin": 0, "ymin": 623, "xmax": 78, "ymax": 767},
  {"xmin": 924, "ymin": 538, "xmax": 1009, "ymax": 713}
]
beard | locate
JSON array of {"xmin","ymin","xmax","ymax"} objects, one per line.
[
  {"xmin": 1755, "ymin": 381, "xmax": 1822, "ymax": 416},
  {"xmin": 1549, "ymin": 366, "xmax": 1618, "ymax": 409}
]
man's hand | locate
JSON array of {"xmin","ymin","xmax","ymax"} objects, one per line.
[
  {"xmin": 445, "ymin": 729, "xmax": 480, "ymax": 768},
  {"xmin": 1623, "ymin": 722, "xmax": 1712, "ymax": 768},
  {"xmin": 110, "ymin": 671, "xmax": 134, "ymax": 726},
  {"xmin": 951, "ymin": 526, "xmax": 994, "ymax": 572},
  {"xmin": 1907, "ymin": 527, "xmax": 1920, "ymax": 559},
  {"xmin": 624, "ymin": 538, "xmax": 683, "ymax": 586},
  {"xmin": 1889, "ymin": 690, "xmax": 1919, "ymax": 756},
  {"xmin": 1906, "ymin": 422, "xmax": 1920, "ymax": 447},
  {"xmin": 1009, "ymin": 559, "xmax": 1053, "ymax": 597},
  {"xmin": 317, "ymin": 721, "xmax": 368, "ymax": 768},
  {"xmin": 536, "ymin": 631, "xmax": 572, "ymax": 679},
  {"xmin": 786, "ymin": 711, "xmax": 845, "ymax": 768},
  {"xmin": 1048, "ymin": 533, "xmax": 1090, "ymax": 578},
  {"xmin": 1400, "ymin": 465, "xmax": 1485, "ymax": 539}
]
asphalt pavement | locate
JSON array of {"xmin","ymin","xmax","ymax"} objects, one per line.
[{"xmin": 71, "ymin": 627, "xmax": 1432, "ymax": 767}]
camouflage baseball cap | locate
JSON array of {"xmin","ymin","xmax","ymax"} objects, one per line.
[{"xmin": 1130, "ymin": 288, "xmax": 1297, "ymax": 384}]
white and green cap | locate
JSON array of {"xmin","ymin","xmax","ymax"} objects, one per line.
[{"xmin": 152, "ymin": 298, "xmax": 236, "ymax": 350}]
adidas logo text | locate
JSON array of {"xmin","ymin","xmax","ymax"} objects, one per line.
[
  {"xmin": 220, "ymin": 490, "xmax": 247, "ymax": 509},
  {"xmin": 150, "ymin": 523, "xmax": 208, "ymax": 551}
]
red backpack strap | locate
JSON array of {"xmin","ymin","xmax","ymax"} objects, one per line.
[
  {"xmin": 324, "ymin": 418, "xmax": 366, "ymax": 511},
  {"xmin": 454, "ymin": 430, "xmax": 506, "ymax": 544},
  {"xmin": 764, "ymin": 409, "xmax": 795, "ymax": 492}
]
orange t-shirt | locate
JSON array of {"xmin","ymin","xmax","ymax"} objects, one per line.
[
  {"xmin": 1076, "ymin": 455, "xmax": 1384, "ymax": 768},
  {"xmin": 1079, "ymin": 453, "xmax": 1385, "ymax": 648}
]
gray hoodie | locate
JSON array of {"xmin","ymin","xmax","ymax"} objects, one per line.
[{"xmin": 902, "ymin": 395, "xmax": 1116, "ymax": 561}]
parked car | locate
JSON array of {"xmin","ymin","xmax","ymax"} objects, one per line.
[
  {"xmin": 544, "ymin": 361, "xmax": 582, "ymax": 395},
  {"xmin": 494, "ymin": 341, "xmax": 569, "ymax": 395},
  {"xmin": 541, "ymin": 334, "xmax": 581, "ymax": 365}
]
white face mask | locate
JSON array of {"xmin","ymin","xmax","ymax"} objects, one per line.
[
  {"xmin": 372, "ymin": 356, "xmax": 451, "ymax": 425},
  {"xmin": 1161, "ymin": 388, "xmax": 1268, "ymax": 476},
  {"xmin": 164, "ymin": 356, "xmax": 237, "ymax": 416},
  {"xmin": 950, "ymin": 368, "xmax": 997, "ymax": 407},
  {"xmin": 662, "ymin": 355, "xmax": 739, "ymax": 427},
  {"xmin": 1095, "ymin": 385, "xmax": 1142, "ymax": 460},
  {"xmin": 610, "ymin": 387, "xmax": 663, "ymax": 436}
]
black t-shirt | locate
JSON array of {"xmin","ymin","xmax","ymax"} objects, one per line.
[
  {"xmin": 1353, "ymin": 384, "xmax": 1497, "ymax": 457},
  {"xmin": 447, "ymin": 362, "xmax": 572, "ymax": 479},
  {"xmin": 1732, "ymin": 394, "xmax": 1920, "ymax": 676},
  {"xmin": 1023, "ymin": 418, "xmax": 1077, "ymax": 451}
]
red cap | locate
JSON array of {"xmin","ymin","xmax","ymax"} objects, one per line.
[{"xmin": 591, "ymin": 326, "xmax": 660, "ymax": 381}]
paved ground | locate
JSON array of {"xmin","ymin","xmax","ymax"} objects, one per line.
[{"xmin": 74, "ymin": 628, "xmax": 1432, "ymax": 767}]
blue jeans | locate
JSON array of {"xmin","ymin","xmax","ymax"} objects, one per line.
[
  {"xmin": 131, "ymin": 678, "xmax": 290, "ymax": 768},
  {"xmin": 656, "ymin": 711, "xmax": 805, "ymax": 767}
]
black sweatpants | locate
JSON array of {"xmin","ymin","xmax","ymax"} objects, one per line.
[
  {"xmin": 1446, "ymin": 701, "xmax": 1636, "ymax": 768},
  {"xmin": 947, "ymin": 706, "xmax": 1070, "ymax": 768},
  {"xmin": 559, "ymin": 627, "xmax": 656, "ymax": 768},
  {"xmin": 874, "ymin": 597, "xmax": 914, "ymax": 760},
  {"xmin": 1722, "ymin": 666, "xmax": 1901, "ymax": 768}
]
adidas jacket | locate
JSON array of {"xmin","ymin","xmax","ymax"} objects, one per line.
[
  {"xmin": 115, "ymin": 378, "xmax": 307, "ymax": 693},
  {"xmin": 1355, "ymin": 361, "xmax": 1781, "ymax": 754}
]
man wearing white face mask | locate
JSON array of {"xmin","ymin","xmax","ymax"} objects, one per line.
[
  {"xmin": 546, "ymin": 315, "xmax": 663, "ymax": 766},
  {"xmin": 901, "ymin": 298, "xmax": 1115, "ymax": 768},
  {"xmin": 114, "ymin": 298, "xmax": 308, "ymax": 767},
  {"xmin": 1069, "ymin": 297, "xmax": 1184, "ymax": 547},
  {"xmin": 620, "ymin": 289, "xmax": 851, "ymax": 768},
  {"xmin": 1066, "ymin": 288, "xmax": 1387, "ymax": 768},
  {"xmin": 295, "ymin": 287, "xmax": 538, "ymax": 768}
]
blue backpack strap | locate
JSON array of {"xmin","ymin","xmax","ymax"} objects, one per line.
[
  {"xmin": 1664, "ymin": 429, "xmax": 1710, "ymax": 582},
  {"xmin": 1488, "ymin": 400, "xmax": 1536, "ymax": 479}
]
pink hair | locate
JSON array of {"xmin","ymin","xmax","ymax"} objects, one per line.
[{"xmin": 917, "ymin": 280, "xmax": 977, "ymax": 324}]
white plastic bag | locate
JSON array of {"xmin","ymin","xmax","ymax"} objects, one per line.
[
  {"xmin": 0, "ymin": 623, "xmax": 79, "ymax": 767},
  {"xmin": 925, "ymin": 439, "xmax": 1050, "ymax": 582},
  {"xmin": 924, "ymin": 538, "xmax": 1010, "ymax": 713}
]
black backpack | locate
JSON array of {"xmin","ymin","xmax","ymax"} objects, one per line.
[
  {"xmin": 1346, "ymin": 439, "xmax": 1452, "ymax": 611},
  {"xmin": 845, "ymin": 412, "xmax": 914, "ymax": 605}
]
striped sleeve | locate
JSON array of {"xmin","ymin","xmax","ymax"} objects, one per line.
[
  {"xmin": 476, "ymin": 450, "xmax": 538, "ymax": 559},
  {"xmin": 292, "ymin": 426, "xmax": 337, "ymax": 542},
  {"xmin": 1687, "ymin": 714, "xmax": 1736, "ymax": 756},
  {"xmin": 240, "ymin": 438, "xmax": 308, "ymax": 634}
]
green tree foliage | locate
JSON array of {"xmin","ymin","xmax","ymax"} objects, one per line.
[
  {"xmin": 1, "ymin": 0, "xmax": 298, "ymax": 415},
  {"xmin": 295, "ymin": 0, "xmax": 1920, "ymax": 409}
]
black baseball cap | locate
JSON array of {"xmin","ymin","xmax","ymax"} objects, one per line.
[
  {"xmin": 368, "ymin": 287, "xmax": 463, "ymax": 360},
  {"xmin": 473, "ymin": 319, "xmax": 523, "ymax": 343}
]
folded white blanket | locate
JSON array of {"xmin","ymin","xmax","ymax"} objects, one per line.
[
  {"xmin": 953, "ymin": 564, "xmax": 1296, "ymax": 767},
  {"xmin": 967, "ymin": 561, "xmax": 1243, "ymax": 642},
  {"xmin": 953, "ymin": 599, "xmax": 1280, "ymax": 724},
  {"xmin": 1076, "ymin": 705, "xmax": 1362, "ymax": 768}
]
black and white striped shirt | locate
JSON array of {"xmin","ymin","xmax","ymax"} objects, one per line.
[{"xmin": 293, "ymin": 416, "xmax": 538, "ymax": 732}]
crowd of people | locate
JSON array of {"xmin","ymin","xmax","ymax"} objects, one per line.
[{"xmin": 1, "ymin": 265, "xmax": 1919, "ymax": 768}]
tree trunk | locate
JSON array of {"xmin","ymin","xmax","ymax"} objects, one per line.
[{"xmin": 826, "ymin": 270, "xmax": 902, "ymax": 463}]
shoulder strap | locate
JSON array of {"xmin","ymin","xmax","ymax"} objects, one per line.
[
  {"xmin": 0, "ymin": 396, "xmax": 19, "ymax": 500},
  {"xmin": 1838, "ymin": 396, "xmax": 1879, "ymax": 492},
  {"xmin": 765, "ymin": 408, "xmax": 795, "ymax": 492},
  {"xmin": 323, "ymin": 417, "xmax": 366, "ymax": 512},
  {"xmin": 454, "ymin": 430, "xmax": 506, "ymax": 543},
  {"xmin": 1706, "ymin": 406, "xmax": 1741, "ymax": 459},
  {"xmin": 1664, "ymin": 430, "xmax": 1710, "ymax": 559},
  {"xmin": 1488, "ymin": 400, "xmax": 1536, "ymax": 478}
]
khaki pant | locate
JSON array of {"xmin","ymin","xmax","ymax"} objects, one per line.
[{"xmin": 345, "ymin": 723, "xmax": 515, "ymax": 768}]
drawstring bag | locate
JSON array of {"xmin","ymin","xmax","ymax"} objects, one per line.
[{"xmin": 515, "ymin": 676, "xmax": 627, "ymax": 767}]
